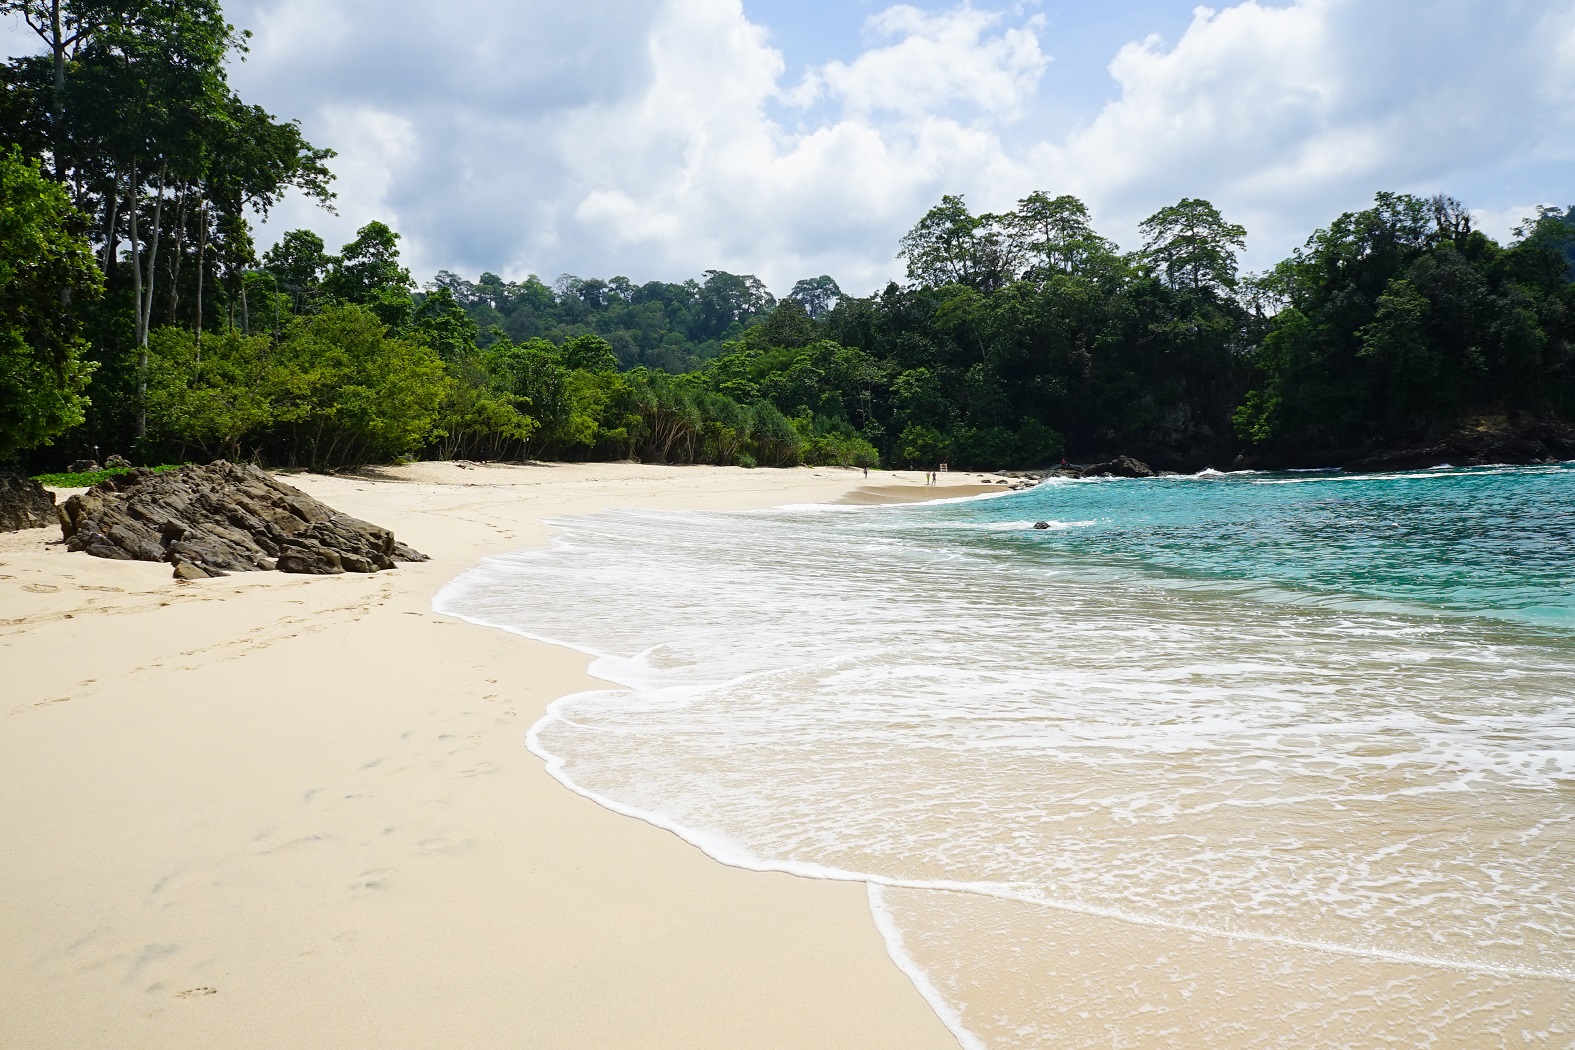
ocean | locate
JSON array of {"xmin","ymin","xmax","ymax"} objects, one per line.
[{"xmin": 434, "ymin": 464, "xmax": 1575, "ymax": 1047}]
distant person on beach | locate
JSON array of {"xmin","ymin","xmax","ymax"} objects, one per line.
[{"xmin": 862, "ymin": 466, "xmax": 868, "ymax": 478}]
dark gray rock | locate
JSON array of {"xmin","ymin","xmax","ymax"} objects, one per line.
[
  {"xmin": 104, "ymin": 454, "xmax": 132, "ymax": 469},
  {"xmin": 69, "ymin": 459, "xmax": 100, "ymax": 474},
  {"xmin": 0, "ymin": 471, "xmax": 57, "ymax": 532},
  {"xmin": 1079, "ymin": 455, "xmax": 1157, "ymax": 479},
  {"xmin": 1032, "ymin": 521, "xmax": 1052, "ymax": 530},
  {"xmin": 58, "ymin": 461, "xmax": 426, "ymax": 580},
  {"xmin": 1343, "ymin": 418, "xmax": 1575, "ymax": 472},
  {"xmin": 393, "ymin": 540, "xmax": 429, "ymax": 563}
]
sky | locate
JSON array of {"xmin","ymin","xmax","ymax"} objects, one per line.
[{"xmin": 8, "ymin": 0, "xmax": 1575, "ymax": 294}]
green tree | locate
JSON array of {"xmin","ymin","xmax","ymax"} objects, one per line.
[
  {"xmin": 265, "ymin": 303, "xmax": 447, "ymax": 468},
  {"xmin": 898, "ymin": 423, "xmax": 948, "ymax": 467},
  {"xmin": 786, "ymin": 275, "xmax": 842, "ymax": 319},
  {"xmin": 261, "ymin": 229, "xmax": 330, "ymax": 313},
  {"xmin": 560, "ymin": 333, "xmax": 617, "ymax": 372},
  {"xmin": 142, "ymin": 325, "xmax": 271, "ymax": 460},
  {"xmin": 322, "ymin": 221, "xmax": 414, "ymax": 328},
  {"xmin": 1006, "ymin": 192, "xmax": 1116, "ymax": 278},
  {"xmin": 411, "ymin": 285, "xmax": 479, "ymax": 361},
  {"xmin": 0, "ymin": 146, "xmax": 101, "ymax": 460},
  {"xmin": 1139, "ymin": 198, "xmax": 1247, "ymax": 293},
  {"xmin": 899, "ymin": 194, "xmax": 1016, "ymax": 291}
]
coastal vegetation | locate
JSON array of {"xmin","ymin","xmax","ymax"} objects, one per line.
[{"xmin": 3, "ymin": 1, "xmax": 1574, "ymax": 474}]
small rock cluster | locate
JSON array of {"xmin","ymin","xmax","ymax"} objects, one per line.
[
  {"xmin": 1073, "ymin": 455, "xmax": 1157, "ymax": 479},
  {"xmin": 57, "ymin": 461, "xmax": 428, "ymax": 580},
  {"xmin": 0, "ymin": 472, "xmax": 57, "ymax": 532},
  {"xmin": 66, "ymin": 454, "xmax": 133, "ymax": 474}
]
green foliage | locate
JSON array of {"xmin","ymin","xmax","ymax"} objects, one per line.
[
  {"xmin": 420, "ymin": 268, "xmax": 785, "ymax": 373},
  {"xmin": 432, "ymin": 342, "xmax": 536, "ymax": 461},
  {"xmin": 560, "ymin": 333, "xmax": 618, "ymax": 373},
  {"xmin": 951, "ymin": 420, "xmax": 1064, "ymax": 469},
  {"xmin": 898, "ymin": 194, "xmax": 1016, "ymax": 291},
  {"xmin": 33, "ymin": 463, "xmax": 182, "ymax": 487},
  {"xmin": 1007, "ymin": 191, "xmax": 1118, "ymax": 279},
  {"xmin": 143, "ymin": 326, "xmax": 273, "ymax": 460},
  {"xmin": 899, "ymin": 423, "xmax": 949, "ymax": 467},
  {"xmin": 1234, "ymin": 192, "xmax": 1575, "ymax": 454},
  {"xmin": 0, "ymin": 147, "xmax": 101, "ymax": 460},
  {"xmin": 798, "ymin": 429, "xmax": 880, "ymax": 468},
  {"xmin": 131, "ymin": 305, "xmax": 452, "ymax": 468},
  {"xmin": 1231, "ymin": 389, "xmax": 1281, "ymax": 445},
  {"xmin": 411, "ymin": 286, "xmax": 479, "ymax": 362},
  {"xmin": 262, "ymin": 229, "xmax": 330, "ymax": 313},
  {"xmin": 265, "ymin": 304, "xmax": 448, "ymax": 468},
  {"xmin": 6, "ymin": 11, "xmax": 1570, "ymax": 485},
  {"xmin": 1139, "ymin": 198, "xmax": 1248, "ymax": 293},
  {"xmin": 322, "ymin": 221, "xmax": 413, "ymax": 329},
  {"xmin": 786, "ymin": 275, "xmax": 842, "ymax": 319}
]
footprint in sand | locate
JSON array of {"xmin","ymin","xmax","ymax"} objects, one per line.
[
  {"xmin": 176, "ymin": 987, "xmax": 217, "ymax": 999},
  {"xmin": 351, "ymin": 869, "xmax": 392, "ymax": 892},
  {"xmin": 22, "ymin": 583, "xmax": 60, "ymax": 593}
]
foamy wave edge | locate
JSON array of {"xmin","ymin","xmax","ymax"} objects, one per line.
[{"xmin": 432, "ymin": 508, "xmax": 1575, "ymax": 1048}]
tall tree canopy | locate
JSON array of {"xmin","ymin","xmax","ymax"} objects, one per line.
[{"xmin": 0, "ymin": 146, "xmax": 102, "ymax": 460}]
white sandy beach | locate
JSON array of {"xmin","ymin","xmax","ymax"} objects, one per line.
[{"xmin": 0, "ymin": 462, "xmax": 995, "ymax": 1050}]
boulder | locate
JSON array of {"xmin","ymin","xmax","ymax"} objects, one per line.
[
  {"xmin": 57, "ymin": 461, "xmax": 427, "ymax": 580},
  {"xmin": 1032, "ymin": 521, "xmax": 1052, "ymax": 530},
  {"xmin": 0, "ymin": 471, "xmax": 57, "ymax": 532},
  {"xmin": 69, "ymin": 459, "xmax": 100, "ymax": 474},
  {"xmin": 1080, "ymin": 455, "xmax": 1156, "ymax": 479},
  {"xmin": 104, "ymin": 453, "xmax": 132, "ymax": 469}
]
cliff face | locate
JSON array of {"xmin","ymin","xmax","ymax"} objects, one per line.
[{"xmin": 1235, "ymin": 415, "xmax": 1575, "ymax": 472}]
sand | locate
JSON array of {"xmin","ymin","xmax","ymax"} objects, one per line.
[{"xmin": 0, "ymin": 462, "xmax": 992, "ymax": 1050}]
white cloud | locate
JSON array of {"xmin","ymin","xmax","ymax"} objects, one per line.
[
  {"xmin": 800, "ymin": 5, "xmax": 1047, "ymax": 118},
  {"xmin": 14, "ymin": 0, "xmax": 1567, "ymax": 292},
  {"xmin": 1034, "ymin": 0, "xmax": 1575, "ymax": 267},
  {"xmin": 1471, "ymin": 203, "xmax": 1541, "ymax": 245},
  {"xmin": 554, "ymin": 0, "xmax": 1034, "ymax": 291}
]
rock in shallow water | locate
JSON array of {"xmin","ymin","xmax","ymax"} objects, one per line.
[
  {"xmin": 57, "ymin": 461, "xmax": 428, "ymax": 579},
  {"xmin": 1079, "ymin": 455, "xmax": 1157, "ymax": 478},
  {"xmin": 0, "ymin": 471, "xmax": 57, "ymax": 532}
]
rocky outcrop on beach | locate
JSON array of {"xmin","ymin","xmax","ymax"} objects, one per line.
[
  {"xmin": 57, "ymin": 461, "xmax": 428, "ymax": 579},
  {"xmin": 1077, "ymin": 455, "xmax": 1157, "ymax": 478},
  {"xmin": 1233, "ymin": 415, "xmax": 1575, "ymax": 472},
  {"xmin": 0, "ymin": 471, "xmax": 56, "ymax": 532}
]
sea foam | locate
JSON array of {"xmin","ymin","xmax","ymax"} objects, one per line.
[{"xmin": 435, "ymin": 465, "xmax": 1575, "ymax": 1047}]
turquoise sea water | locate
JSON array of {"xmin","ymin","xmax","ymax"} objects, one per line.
[
  {"xmin": 935, "ymin": 464, "xmax": 1575, "ymax": 627},
  {"xmin": 437, "ymin": 464, "xmax": 1575, "ymax": 1048}
]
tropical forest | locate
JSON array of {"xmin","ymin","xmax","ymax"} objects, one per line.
[{"xmin": 5, "ymin": 0, "xmax": 1575, "ymax": 476}]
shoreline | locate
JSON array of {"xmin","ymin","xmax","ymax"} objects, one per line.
[{"xmin": 0, "ymin": 462, "xmax": 992, "ymax": 1049}]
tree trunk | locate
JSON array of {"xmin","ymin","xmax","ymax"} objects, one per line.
[
  {"xmin": 49, "ymin": 0, "xmax": 67, "ymax": 182},
  {"xmin": 166, "ymin": 183, "xmax": 190, "ymax": 325},
  {"xmin": 128, "ymin": 158, "xmax": 146, "ymax": 438},
  {"xmin": 101, "ymin": 173, "xmax": 119, "ymax": 289},
  {"xmin": 138, "ymin": 161, "xmax": 167, "ymax": 348},
  {"xmin": 194, "ymin": 198, "xmax": 207, "ymax": 357}
]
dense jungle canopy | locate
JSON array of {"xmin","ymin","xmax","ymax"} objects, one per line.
[{"xmin": 4, "ymin": 0, "xmax": 1574, "ymax": 473}]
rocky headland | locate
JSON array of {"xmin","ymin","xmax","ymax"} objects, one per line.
[{"xmin": 56, "ymin": 461, "xmax": 427, "ymax": 579}]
